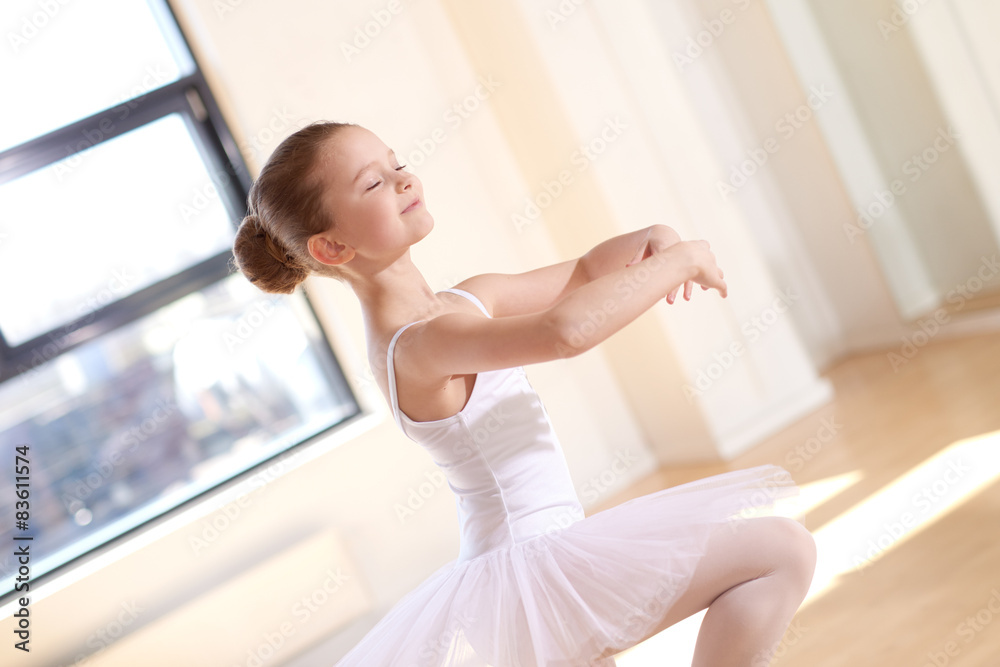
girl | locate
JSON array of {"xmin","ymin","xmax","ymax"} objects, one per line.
[{"xmin": 232, "ymin": 121, "xmax": 816, "ymax": 667}]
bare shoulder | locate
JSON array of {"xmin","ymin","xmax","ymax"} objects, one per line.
[{"xmin": 447, "ymin": 275, "xmax": 499, "ymax": 316}]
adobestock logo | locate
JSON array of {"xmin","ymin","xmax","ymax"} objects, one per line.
[
  {"xmin": 682, "ymin": 287, "xmax": 800, "ymax": 402},
  {"xmin": 399, "ymin": 75, "xmax": 502, "ymax": 169},
  {"xmin": 394, "ymin": 469, "xmax": 447, "ymax": 524},
  {"xmin": 223, "ymin": 297, "xmax": 281, "ymax": 352},
  {"xmin": 512, "ymin": 116, "xmax": 629, "ymax": 233},
  {"xmin": 546, "ymin": 0, "xmax": 587, "ymax": 30},
  {"xmin": 672, "ymin": 0, "xmax": 757, "ymax": 72},
  {"xmin": 55, "ymin": 600, "xmax": 145, "ymax": 667},
  {"xmin": 579, "ymin": 448, "xmax": 639, "ymax": 504},
  {"xmin": 239, "ymin": 107, "xmax": 310, "ymax": 164},
  {"xmin": 843, "ymin": 126, "xmax": 959, "ymax": 243},
  {"xmin": 878, "ymin": 0, "xmax": 935, "ymax": 40},
  {"xmin": 783, "ymin": 416, "xmax": 843, "ymax": 472},
  {"xmin": 852, "ymin": 458, "xmax": 970, "ymax": 573},
  {"xmin": 339, "ymin": 0, "xmax": 412, "ymax": 62},
  {"xmin": 920, "ymin": 588, "xmax": 1000, "ymax": 667},
  {"xmin": 716, "ymin": 85, "xmax": 833, "ymax": 201},
  {"xmin": 53, "ymin": 65, "xmax": 174, "ymax": 182},
  {"xmin": 887, "ymin": 254, "xmax": 999, "ymax": 372},
  {"xmin": 7, "ymin": 0, "xmax": 72, "ymax": 53},
  {"xmin": 15, "ymin": 268, "xmax": 137, "ymax": 381},
  {"xmin": 751, "ymin": 619, "xmax": 807, "ymax": 667}
]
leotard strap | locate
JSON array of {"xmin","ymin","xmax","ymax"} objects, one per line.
[
  {"xmin": 385, "ymin": 287, "xmax": 491, "ymax": 429},
  {"xmin": 438, "ymin": 288, "xmax": 490, "ymax": 317}
]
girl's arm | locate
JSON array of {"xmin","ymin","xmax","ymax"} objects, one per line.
[
  {"xmin": 579, "ymin": 224, "xmax": 680, "ymax": 281},
  {"xmin": 582, "ymin": 224, "xmax": 693, "ymax": 305},
  {"xmin": 550, "ymin": 239, "xmax": 724, "ymax": 356},
  {"xmin": 458, "ymin": 225, "xmax": 681, "ymax": 319},
  {"xmin": 402, "ymin": 241, "xmax": 725, "ymax": 378}
]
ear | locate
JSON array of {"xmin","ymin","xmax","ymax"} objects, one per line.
[{"xmin": 308, "ymin": 232, "xmax": 355, "ymax": 267}]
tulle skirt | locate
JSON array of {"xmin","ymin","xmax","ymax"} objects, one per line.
[{"xmin": 333, "ymin": 464, "xmax": 806, "ymax": 667}]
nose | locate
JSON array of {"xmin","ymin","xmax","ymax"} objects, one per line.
[{"xmin": 396, "ymin": 169, "xmax": 416, "ymax": 192}]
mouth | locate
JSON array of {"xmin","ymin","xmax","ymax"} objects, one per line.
[{"xmin": 402, "ymin": 198, "xmax": 421, "ymax": 214}]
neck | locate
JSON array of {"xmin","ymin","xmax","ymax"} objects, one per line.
[{"xmin": 348, "ymin": 249, "xmax": 444, "ymax": 333}]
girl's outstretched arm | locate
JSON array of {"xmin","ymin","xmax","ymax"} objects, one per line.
[
  {"xmin": 550, "ymin": 240, "xmax": 726, "ymax": 356},
  {"xmin": 459, "ymin": 225, "xmax": 679, "ymax": 320},
  {"xmin": 402, "ymin": 241, "xmax": 725, "ymax": 379}
]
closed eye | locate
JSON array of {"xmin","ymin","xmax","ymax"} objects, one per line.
[{"xmin": 365, "ymin": 165, "xmax": 407, "ymax": 191}]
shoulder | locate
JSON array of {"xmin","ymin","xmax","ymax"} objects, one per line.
[
  {"xmin": 382, "ymin": 285, "xmax": 490, "ymax": 380},
  {"xmin": 378, "ymin": 320, "xmax": 451, "ymax": 400},
  {"xmin": 446, "ymin": 275, "xmax": 497, "ymax": 317}
]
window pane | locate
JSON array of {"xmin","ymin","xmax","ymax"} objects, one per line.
[
  {"xmin": 0, "ymin": 274, "xmax": 358, "ymax": 593},
  {"xmin": 0, "ymin": 0, "xmax": 195, "ymax": 151},
  {"xmin": 0, "ymin": 113, "xmax": 235, "ymax": 347}
]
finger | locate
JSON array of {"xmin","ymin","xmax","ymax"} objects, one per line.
[
  {"xmin": 667, "ymin": 287, "xmax": 678, "ymax": 304},
  {"xmin": 684, "ymin": 280, "xmax": 693, "ymax": 300}
]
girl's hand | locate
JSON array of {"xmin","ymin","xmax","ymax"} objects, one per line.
[
  {"xmin": 626, "ymin": 225, "xmax": 692, "ymax": 304},
  {"xmin": 664, "ymin": 240, "xmax": 727, "ymax": 299}
]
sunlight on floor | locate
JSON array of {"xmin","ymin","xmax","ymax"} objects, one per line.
[
  {"xmin": 785, "ymin": 470, "xmax": 864, "ymax": 517},
  {"xmin": 803, "ymin": 429, "xmax": 1000, "ymax": 604},
  {"xmin": 613, "ymin": 429, "xmax": 1000, "ymax": 665}
]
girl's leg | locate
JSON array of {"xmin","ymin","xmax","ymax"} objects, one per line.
[{"xmin": 645, "ymin": 515, "xmax": 817, "ymax": 666}]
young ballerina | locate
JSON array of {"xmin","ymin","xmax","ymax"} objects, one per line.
[{"xmin": 232, "ymin": 121, "xmax": 817, "ymax": 667}]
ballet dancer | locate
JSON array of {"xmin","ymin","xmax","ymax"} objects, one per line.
[{"xmin": 231, "ymin": 121, "xmax": 816, "ymax": 666}]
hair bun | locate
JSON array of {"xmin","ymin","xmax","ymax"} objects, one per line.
[{"xmin": 232, "ymin": 213, "xmax": 307, "ymax": 294}]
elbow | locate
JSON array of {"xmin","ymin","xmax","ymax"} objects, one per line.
[{"xmin": 547, "ymin": 311, "xmax": 588, "ymax": 359}]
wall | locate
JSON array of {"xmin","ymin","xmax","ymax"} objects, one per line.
[
  {"xmin": 807, "ymin": 0, "xmax": 999, "ymax": 313},
  {"xmin": 908, "ymin": 0, "xmax": 1000, "ymax": 248}
]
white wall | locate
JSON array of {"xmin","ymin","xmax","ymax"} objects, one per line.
[
  {"xmin": 763, "ymin": 0, "xmax": 1000, "ymax": 327},
  {"xmin": 909, "ymin": 0, "xmax": 1000, "ymax": 248}
]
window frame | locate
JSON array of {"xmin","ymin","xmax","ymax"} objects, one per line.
[{"xmin": 0, "ymin": 1, "xmax": 253, "ymax": 383}]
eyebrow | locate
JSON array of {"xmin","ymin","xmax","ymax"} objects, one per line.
[{"xmin": 353, "ymin": 149, "xmax": 397, "ymax": 184}]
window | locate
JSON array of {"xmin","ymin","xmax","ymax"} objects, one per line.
[{"xmin": 0, "ymin": 0, "xmax": 361, "ymax": 598}]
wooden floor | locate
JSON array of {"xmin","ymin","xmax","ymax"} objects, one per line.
[{"xmin": 594, "ymin": 332, "xmax": 1000, "ymax": 666}]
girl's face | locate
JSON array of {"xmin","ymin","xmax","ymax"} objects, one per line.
[{"xmin": 314, "ymin": 125, "xmax": 432, "ymax": 260}]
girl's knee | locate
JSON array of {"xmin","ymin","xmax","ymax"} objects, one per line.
[
  {"xmin": 769, "ymin": 516, "xmax": 817, "ymax": 588},
  {"xmin": 736, "ymin": 516, "xmax": 815, "ymax": 583}
]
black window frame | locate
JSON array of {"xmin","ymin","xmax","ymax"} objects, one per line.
[{"xmin": 0, "ymin": 0, "xmax": 256, "ymax": 383}]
